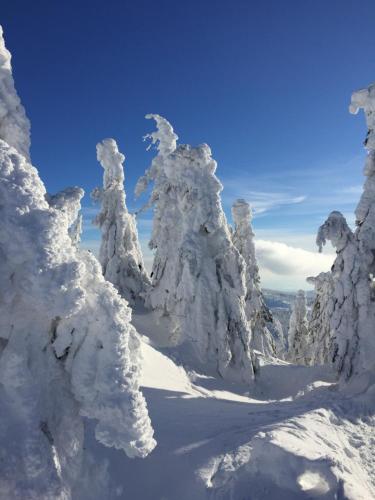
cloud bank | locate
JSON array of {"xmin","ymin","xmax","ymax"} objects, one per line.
[{"xmin": 255, "ymin": 239, "xmax": 335, "ymax": 290}]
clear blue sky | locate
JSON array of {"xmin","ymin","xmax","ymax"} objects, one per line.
[{"xmin": 2, "ymin": 0, "xmax": 375, "ymax": 289}]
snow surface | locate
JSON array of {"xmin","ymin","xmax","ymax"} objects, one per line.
[{"xmin": 79, "ymin": 312, "xmax": 375, "ymax": 500}]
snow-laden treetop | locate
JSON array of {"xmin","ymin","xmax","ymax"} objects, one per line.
[
  {"xmin": 349, "ymin": 82, "xmax": 375, "ymax": 150},
  {"xmin": 0, "ymin": 26, "xmax": 30, "ymax": 160},
  {"xmin": 316, "ymin": 211, "xmax": 353, "ymax": 252},
  {"xmin": 232, "ymin": 198, "xmax": 253, "ymax": 227},
  {"xmin": 97, "ymin": 138, "xmax": 125, "ymax": 188},
  {"xmin": 144, "ymin": 113, "xmax": 178, "ymax": 156},
  {"xmin": 306, "ymin": 271, "xmax": 331, "ymax": 288}
]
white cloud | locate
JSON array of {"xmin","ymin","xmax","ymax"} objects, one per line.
[
  {"xmin": 255, "ymin": 239, "xmax": 335, "ymax": 291},
  {"xmin": 222, "ymin": 185, "xmax": 306, "ymax": 215}
]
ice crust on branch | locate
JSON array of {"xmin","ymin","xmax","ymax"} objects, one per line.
[
  {"xmin": 136, "ymin": 115, "xmax": 254, "ymax": 383},
  {"xmin": 231, "ymin": 199, "xmax": 284, "ymax": 357},
  {"xmin": 93, "ymin": 139, "xmax": 150, "ymax": 305},
  {"xmin": 0, "ymin": 32, "xmax": 155, "ymax": 497},
  {"xmin": 0, "ymin": 26, "xmax": 30, "ymax": 160},
  {"xmin": 287, "ymin": 290, "xmax": 309, "ymax": 365}
]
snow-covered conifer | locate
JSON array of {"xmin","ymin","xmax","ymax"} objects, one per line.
[
  {"xmin": 136, "ymin": 114, "xmax": 254, "ymax": 383},
  {"xmin": 316, "ymin": 211, "xmax": 358, "ymax": 377},
  {"xmin": 0, "ymin": 26, "xmax": 30, "ymax": 160},
  {"xmin": 316, "ymin": 83, "xmax": 375, "ymax": 380},
  {"xmin": 0, "ymin": 30, "xmax": 155, "ymax": 499},
  {"xmin": 349, "ymin": 83, "xmax": 375, "ymax": 377},
  {"xmin": 306, "ymin": 272, "xmax": 334, "ymax": 365},
  {"xmin": 231, "ymin": 199, "xmax": 283, "ymax": 357},
  {"xmin": 287, "ymin": 290, "xmax": 309, "ymax": 364},
  {"xmin": 92, "ymin": 138, "xmax": 150, "ymax": 305}
]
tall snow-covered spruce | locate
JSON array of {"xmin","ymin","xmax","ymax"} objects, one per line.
[
  {"xmin": 306, "ymin": 272, "xmax": 334, "ymax": 366},
  {"xmin": 317, "ymin": 83, "xmax": 375, "ymax": 381},
  {"xmin": 0, "ymin": 27, "xmax": 155, "ymax": 500},
  {"xmin": 231, "ymin": 199, "xmax": 284, "ymax": 357},
  {"xmin": 136, "ymin": 114, "xmax": 254, "ymax": 383},
  {"xmin": 287, "ymin": 290, "xmax": 310, "ymax": 364},
  {"xmin": 0, "ymin": 26, "xmax": 30, "ymax": 160},
  {"xmin": 92, "ymin": 138, "xmax": 150, "ymax": 305}
]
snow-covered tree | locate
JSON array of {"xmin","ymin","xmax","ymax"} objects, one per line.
[
  {"xmin": 316, "ymin": 82, "xmax": 375, "ymax": 381},
  {"xmin": 47, "ymin": 186, "xmax": 84, "ymax": 247},
  {"xmin": 0, "ymin": 25, "xmax": 30, "ymax": 160},
  {"xmin": 349, "ymin": 83, "xmax": 375, "ymax": 379},
  {"xmin": 287, "ymin": 290, "xmax": 309, "ymax": 364},
  {"xmin": 136, "ymin": 114, "xmax": 254, "ymax": 383},
  {"xmin": 306, "ymin": 272, "xmax": 334, "ymax": 366},
  {"xmin": 316, "ymin": 211, "xmax": 358, "ymax": 377},
  {"xmin": 92, "ymin": 138, "xmax": 150, "ymax": 305},
  {"xmin": 0, "ymin": 28, "xmax": 155, "ymax": 499},
  {"xmin": 231, "ymin": 199, "xmax": 284, "ymax": 357}
]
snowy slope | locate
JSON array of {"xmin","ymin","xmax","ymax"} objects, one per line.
[{"xmin": 79, "ymin": 314, "xmax": 375, "ymax": 500}]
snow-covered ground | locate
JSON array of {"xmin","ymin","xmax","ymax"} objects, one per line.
[{"xmin": 78, "ymin": 311, "xmax": 375, "ymax": 500}]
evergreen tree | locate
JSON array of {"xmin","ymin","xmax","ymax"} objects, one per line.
[
  {"xmin": 306, "ymin": 272, "xmax": 334, "ymax": 365},
  {"xmin": 0, "ymin": 28, "xmax": 155, "ymax": 499},
  {"xmin": 92, "ymin": 138, "xmax": 150, "ymax": 305},
  {"xmin": 136, "ymin": 114, "xmax": 254, "ymax": 383},
  {"xmin": 231, "ymin": 199, "xmax": 284, "ymax": 357},
  {"xmin": 287, "ymin": 290, "xmax": 309, "ymax": 364},
  {"xmin": 317, "ymin": 82, "xmax": 375, "ymax": 381}
]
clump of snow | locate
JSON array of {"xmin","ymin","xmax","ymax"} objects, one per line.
[
  {"xmin": 136, "ymin": 115, "xmax": 254, "ymax": 383},
  {"xmin": 0, "ymin": 26, "xmax": 30, "ymax": 160},
  {"xmin": 231, "ymin": 199, "xmax": 284, "ymax": 357},
  {"xmin": 92, "ymin": 138, "xmax": 150, "ymax": 305}
]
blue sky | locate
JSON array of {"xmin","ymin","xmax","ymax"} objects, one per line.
[{"xmin": 2, "ymin": 0, "xmax": 375, "ymax": 289}]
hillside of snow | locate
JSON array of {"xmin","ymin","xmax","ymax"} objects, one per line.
[{"xmin": 78, "ymin": 312, "xmax": 375, "ymax": 500}]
